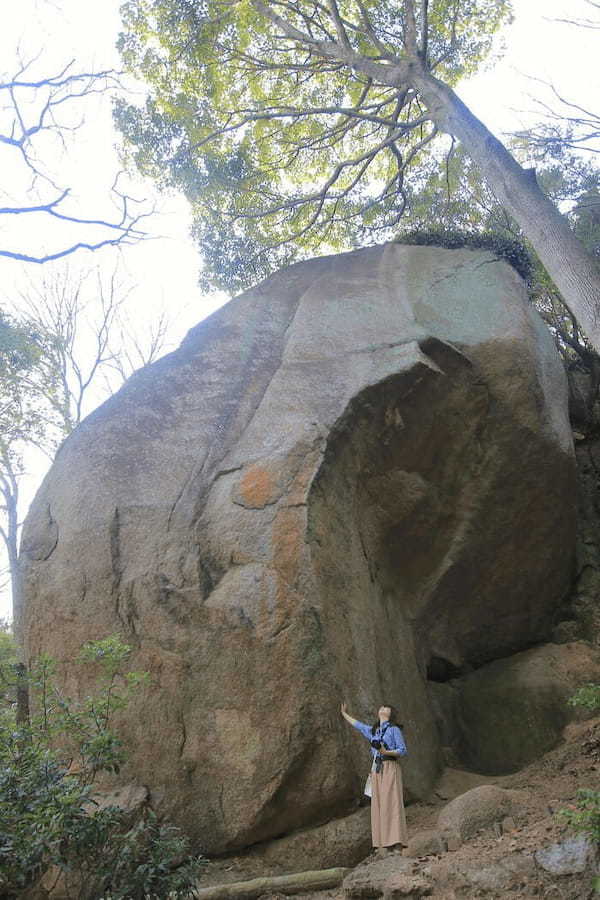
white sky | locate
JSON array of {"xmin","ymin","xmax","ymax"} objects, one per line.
[{"xmin": 0, "ymin": 0, "xmax": 598, "ymax": 620}]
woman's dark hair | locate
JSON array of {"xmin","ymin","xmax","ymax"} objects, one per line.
[{"xmin": 371, "ymin": 704, "xmax": 403, "ymax": 734}]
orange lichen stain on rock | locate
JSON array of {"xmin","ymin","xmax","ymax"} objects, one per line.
[{"xmin": 237, "ymin": 463, "xmax": 280, "ymax": 509}]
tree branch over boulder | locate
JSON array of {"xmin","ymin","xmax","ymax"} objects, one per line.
[{"xmin": 117, "ymin": 0, "xmax": 600, "ymax": 351}]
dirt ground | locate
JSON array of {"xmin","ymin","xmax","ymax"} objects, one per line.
[{"xmin": 199, "ymin": 716, "xmax": 600, "ymax": 898}]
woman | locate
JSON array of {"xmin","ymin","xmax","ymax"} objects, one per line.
[{"xmin": 341, "ymin": 702, "xmax": 408, "ymax": 851}]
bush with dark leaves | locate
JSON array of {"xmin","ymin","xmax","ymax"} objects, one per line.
[{"xmin": 0, "ymin": 636, "xmax": 204, "ymax": 899}]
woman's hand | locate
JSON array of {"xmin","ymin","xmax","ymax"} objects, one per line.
[{"xmin": 341, "ymin": 703, "xmax": 356, "ymax": 725}]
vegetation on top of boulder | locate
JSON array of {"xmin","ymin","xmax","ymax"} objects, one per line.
[{"xmin": 396, "ymin": 229, "xmax": 534, "ymax": 284}]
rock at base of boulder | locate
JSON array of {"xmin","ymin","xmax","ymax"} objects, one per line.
[
  {"xmin": 403, "ymin": 829, "xmax": 446, "ymax": 858},
  {"xmin": 454, "ymin": 642, "xmax": 600, "ymax": 774},
  {"xmin": 459, "ymin": 854, "xmax": 536, "ymax": 892},
  {"xmin": 535, "ymin": 834, "xmax": 598, "ymax": 875},
  {"xmin": 383, "ymin": 872, "xmax": 433, "ymax": 898},
  {"xmin": 428, "ymin": 851, "xmax": 536, "ymax": 895},
  {"xmin": 436, "ymin": 785, "xmax": 528, "ymax": 841},
  {"xmin": 245, "ymin": 807, "xmax": 372, "ymax": 871},
  {"xmin": 342, "ymin": 855, "xmax": 433, "ymax": 898}
]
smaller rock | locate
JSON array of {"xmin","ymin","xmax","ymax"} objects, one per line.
[
  {"xmin": 437, "ymin": 785, "xmax": 527, "ymax": 841},
  {"xmin": 461, "ymin": 863, "xmax": 512, "ymax": 892},
  {"xmin": 535, "ymin": 835, "xmax": 598, "ymax": 875},
  {"xmin": 404, "ymin": 830, "xmax": 445, "ymax": 858},
  {"xmin": 343, "ymin": 854, "xmax": 414, "ymax": 897},
  {"xmin": 383, "ymin": 873, "xmax": 433, "ymax": 898},
  {"xmin": 426, "ymin": 857, "xmax": 470, "ymax": 892},
  {"xmin": 452, "ymin": 852, "xmax": 535, "ymax": 894},
  {"xmin": 456, "ymin": 642, "xmax": 600, "ymax": 773},
  {"xmin": 248, "ymin": 807, "xmax": 371, "ymax": 871},
  {"xmin": 502, "ymin": 853, "xmax": 535, "ymax": 877}
]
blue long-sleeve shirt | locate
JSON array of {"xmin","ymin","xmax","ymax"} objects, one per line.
[{"xmin": 352, "ymin": 719, "xmax": 407, "ymax": 759}]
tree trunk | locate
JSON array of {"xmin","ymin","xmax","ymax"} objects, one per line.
[
  {"xmin": 2, "ymin": 472, "xmax": 29, "ymax": 724},
  {"xmin": 11, "ymin": 565, "xmax": 29, "ymax": 726},
  {"xmin": 413, "ymin": 70, "xmax": 600, "ymax": 352}
]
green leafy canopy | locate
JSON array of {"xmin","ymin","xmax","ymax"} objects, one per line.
[
  {"xmin": 116, "ymin": 0, "xmax": 512, "ymax": 291},
  {"xmin": 0, "ymin": 313, "xmax": 43, "ymax": 443}
]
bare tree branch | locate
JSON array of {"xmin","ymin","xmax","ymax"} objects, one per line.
[
  {"xmin": 403, "ymin": 0, "xmax": 419, "ymax": 54},
  {"xmin": 513, "ymin": 75, "xmax": 600, "ymax": 156},
  {"xmin": 0, "ymin": 58, "xmax": 152, "ymax": 263},
  {"xmin": 420, "ymin": 0, "xmax": 429, "ymax": 60},
  {"xmin": 107, "ymin": 307, "xmax": 171, "ymax": 382},
  {"xmin": 0, "ymin": 58, "xmax": 120, "ymax": 189},
  {"xmin": 549, "ymin": 0, "xmax": 600, "ymax": 29}
]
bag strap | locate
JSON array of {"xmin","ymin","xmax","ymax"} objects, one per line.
[{"xmin": 379, "ymin": 722, "xmax": 391, "ymax": 740}]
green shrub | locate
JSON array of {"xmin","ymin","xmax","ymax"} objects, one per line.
[
  {"xmin": 558, "ymin": 790, "xmax": 600, "ymax": 844},
  {"xmin": 558, "ymin": 682, "xmax": 600, "ymax": 893},
  {"xmin": 0, "ymin": 635, "xmax": 204, "ymax": 899},
  {"xmin": 0, "ymin": 621, "xmax": 17, "ymax": 724},
  {"xmin": 568, "ymin": 683, "xmax": 600, "ymax": 712},
  {"xmin": 397, "ymin": 228, "xmax": 533, "ymax": 282},
  {"xmin": 88, "ymin": 810, "xmax": 205, "ymax": 900}
]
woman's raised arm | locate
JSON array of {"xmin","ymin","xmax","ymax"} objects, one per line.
[
  {"xmin": 342, "ymin": 704, "xmax": 373, "ymax": 740},
  {"xmin": 340, "ymin": 702, "xmax": 358, "ymax": 726}
]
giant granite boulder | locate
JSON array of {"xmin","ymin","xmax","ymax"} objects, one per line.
[{"xmin": 20, "ymin": 243, "xmax": 575, "ymax": 853}]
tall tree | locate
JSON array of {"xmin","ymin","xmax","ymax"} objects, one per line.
[
  {"xmin": 116, "ymin": 0, "xmax": 600, "ymax": 349},
  {"xmin": 0, "ymin": 313, "xmax": 45, "ymax": 721},
  {"xmin": 0, "ymin": 313, "xmax": 44, "ymax": 611},
  {"xmin": 1, "ymin": 269, "xmax": 169, "ymax": 652},
  {"xmin": 15, "ymin": 267, "xmax": 168, "ymax": 437}
]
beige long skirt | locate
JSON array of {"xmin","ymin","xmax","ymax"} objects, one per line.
[{"xmin": 370, "ymin": 760, "xmax": 408, "ymax": 848}]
